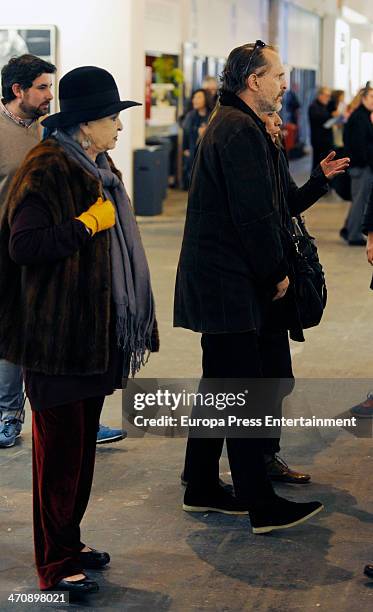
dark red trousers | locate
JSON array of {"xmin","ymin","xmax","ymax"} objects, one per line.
[{"xmin": 32, "ymin": 396, "xmax": 104, "ymax": 590}]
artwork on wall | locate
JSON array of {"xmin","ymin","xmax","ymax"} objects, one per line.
[{"xmin": 0, "ymin": 26, "xmax": 57, "ymax": 111}]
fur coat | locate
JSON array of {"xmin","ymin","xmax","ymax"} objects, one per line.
[{"xmin": 0, "ymin": 138, "xmax": 116, "ymax": 375}]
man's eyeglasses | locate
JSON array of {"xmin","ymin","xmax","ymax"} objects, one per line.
[{"xmin": 245, "ymin": 39, "xmax": 266, "ymax": 77}]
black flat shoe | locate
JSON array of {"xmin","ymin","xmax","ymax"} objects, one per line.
[
  {"xmin": 79, "ymin": 548, "xmax": 110, "ymax": 569},
  {"xmin": 364, "ymin": 563, "xmax": 373, "ymax": 579},
  {"xmin": 52, "ymin": 577, "xmax": 99, "ymax": 594}
]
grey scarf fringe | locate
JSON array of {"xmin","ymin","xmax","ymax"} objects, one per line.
[{"xmin": 54, "ymin": 129, "xmax": 155, "ymax": 377}]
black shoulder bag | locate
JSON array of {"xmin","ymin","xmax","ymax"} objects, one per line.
[{"xmin": 290, "ymin": 216, "xmax": 327, "ymax": 329}]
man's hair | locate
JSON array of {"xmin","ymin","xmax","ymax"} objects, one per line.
[
  {"xmin": 220, "ymin": 42, "xmax": 277, "ymax": 95},
  {"xmin": 1, "ymin": 54, "xmax": 56, "ymax": 103}
]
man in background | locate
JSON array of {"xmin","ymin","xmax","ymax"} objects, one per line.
[
  {"xmin": 308, "ymin": 87, "xmax": 333, "ymax": 170},
  {"xmin": 0, "ymin": 54, "xmax": 55, "ymax": 448}
]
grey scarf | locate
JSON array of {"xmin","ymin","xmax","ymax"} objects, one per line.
[{"xmin": 54, "ymin": 129, "xmax": 155, "ymax": 376}]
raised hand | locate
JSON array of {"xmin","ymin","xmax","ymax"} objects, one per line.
[{"xmin": 320, "ymin": 151, "xmax": 350, "ymax": 179}]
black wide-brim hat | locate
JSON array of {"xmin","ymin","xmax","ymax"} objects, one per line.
[{"xmin": 42, "ymin": 65, "xmax": 141, "ymax": 129}]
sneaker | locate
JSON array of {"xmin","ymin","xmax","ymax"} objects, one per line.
[
  {"xmin": 183, "ymin": 484, "xmax": 248, "ymax": 515},
  {"xmin": 266, "ymin": 455, "xmax": 311, "ymax": 484},
  {"xmin": 96, "ymin": 424, "xmax": 127, "ymax": 444},
  {"xmin": 351, "ymin": 392, "xmax": 373, "ymax": 418},
  {"xmin": 180, "ymin": 470, "xmax": 234, "ymax": 494},
  {"xmin": 250, "ymin": 496, "xmax": 324, "ymax": 534},
  {"xmin": 0, "ymin": 418, "xmax": 21, "ymax": 448}
]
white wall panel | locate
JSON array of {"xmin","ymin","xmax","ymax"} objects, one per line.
[
  {"xmin": 144, "ymin": 0, "xmax": 266, "ymax": 58},
  {"xmin": 144, "ymin": 0, "xmax": 182, "ymax": 54},
  {"xmin": 287, "ymin": 3, "xmax": 320, "ymax": 69}
]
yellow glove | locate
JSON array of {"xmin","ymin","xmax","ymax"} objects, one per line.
[{"xmin": 76, "ymin": 197, "xmax": 115, "ymax": 235}]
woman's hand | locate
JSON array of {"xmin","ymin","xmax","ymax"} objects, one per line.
[
  {"xmin": 366, "ymin": 233, "xmax": 373, "ymax": 265},
  {"xmin": 273, "ymin": 276, "xmax": 290, "ymax": 301},
  {"xmin": 320, "ymin": 151, "xmax": 350, "ymax": 179},
  {"xmin": 76, "ymin": 197, "xmax": 115, "ymax": 235}
]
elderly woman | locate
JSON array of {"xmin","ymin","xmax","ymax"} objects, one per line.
[{"xmin": 0, "ymin": 66, "xmax": 158, "ymax": 594}]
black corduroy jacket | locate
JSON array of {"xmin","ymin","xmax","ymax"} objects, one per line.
[{"xmin": 174, "ymin": 91, "xmax": 289, "ymax": 334}]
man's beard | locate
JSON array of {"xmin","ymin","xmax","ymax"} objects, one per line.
[
  {"xmin": 258, "ymin": 95, "xmax": 282, "ymax": 113},
  {"xmin": 19, "ymin": 101, "xmax": 48, "ymax": 119}
]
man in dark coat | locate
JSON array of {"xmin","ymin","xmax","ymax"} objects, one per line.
[
  {"xmin": 174, "ymin": 41, "xmax": 323, "ymax": 534},
  {"xmin": 308, "ymin": 87, "xmax": 334, "ymax": 170}
]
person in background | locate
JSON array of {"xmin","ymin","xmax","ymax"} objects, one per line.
[
  {"xmin": 283, "ymin": 87, "xmax": 301, "ymax": 126},
  {"xmin": 202, "ymin": 75, "xmax": 219, "ymax": 108},
  {"xmin": 0, "ymin": 66, "xmax": 159, "ymax": 594},
  {"xmin": 182, "ymin": 88, "xmax": 211, "ymax": 187},
  {"xmin": 342, "ymin": 84, "xmax": 373, "ymax": 246},
  {"xmin": 346, "ymin": 87, "xmax": 364, "ymax": 117},
  {"xmin": 0, "ymin": 54, "xmax": 56, "ymax": 449},
  {"xmin": 308, "ymin": 87, "xmax": 333, "ymax": 170},
  {"xmin": 327, "ymin": 90, "xmax": 346, "ymax": 150},
  {"xmin": 349, "ymin": 183, "xmax": 373, "ymax": 420},
  {"xmin": 352, "ymin": 181, "xmax": 373, "ymax": 580}
]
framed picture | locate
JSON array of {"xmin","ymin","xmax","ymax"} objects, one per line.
[{"xmin": 0, "ymin": 25, "xmax": 57, "ymax": 111}]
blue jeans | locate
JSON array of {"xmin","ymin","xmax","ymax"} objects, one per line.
[
  {"xmin": 0, "ymin": 359, "xmax": 25, "ymax": 420},
  {"xmin": 347, "ymin": 166, "xmax": 373, "ymax": 242}
]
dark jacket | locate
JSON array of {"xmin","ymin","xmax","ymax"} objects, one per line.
[
  {"xmin": 362, "ymin": 185, "xmax": 373, "ymax": 290},
  {"xmin": 278, "ymin": 149, "xmax": 329, "ymax": 219},
  {"xmin": 174, "ymin": 91, "xmax": 290, "ymax": 335},
  {"xmin": 343, "ymin": 104, "xmax": 373, "ymax": 170},
  {"xmin": 174, "ymin": 89, "xmax": 329, "ymax": 337},
  {"xmin": 308, "ymin": 99, "xmax": 333, "ymax": 151}
]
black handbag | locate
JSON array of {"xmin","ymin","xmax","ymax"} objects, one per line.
[{"xmin": 290, "ymin": 216, "xmax": 327, "ymax": 329}]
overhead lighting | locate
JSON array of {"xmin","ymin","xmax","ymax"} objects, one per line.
[{"xmin": 342, "ymin": 6, "xmax": 368, "ymax": 25}]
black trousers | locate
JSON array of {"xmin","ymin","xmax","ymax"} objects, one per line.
[{"xmin": 183, "ymin": 330, "xmax": 293, "ymax": 508}]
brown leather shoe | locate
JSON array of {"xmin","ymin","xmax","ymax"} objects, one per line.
[{"xmin": 266, "ymin": 455, "xmax": 311, "ymax": 484}]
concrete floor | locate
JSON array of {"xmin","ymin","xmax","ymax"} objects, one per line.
[{"xmin": 1, "ymin": 155, "xmax": 373, "ymax": 611}]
